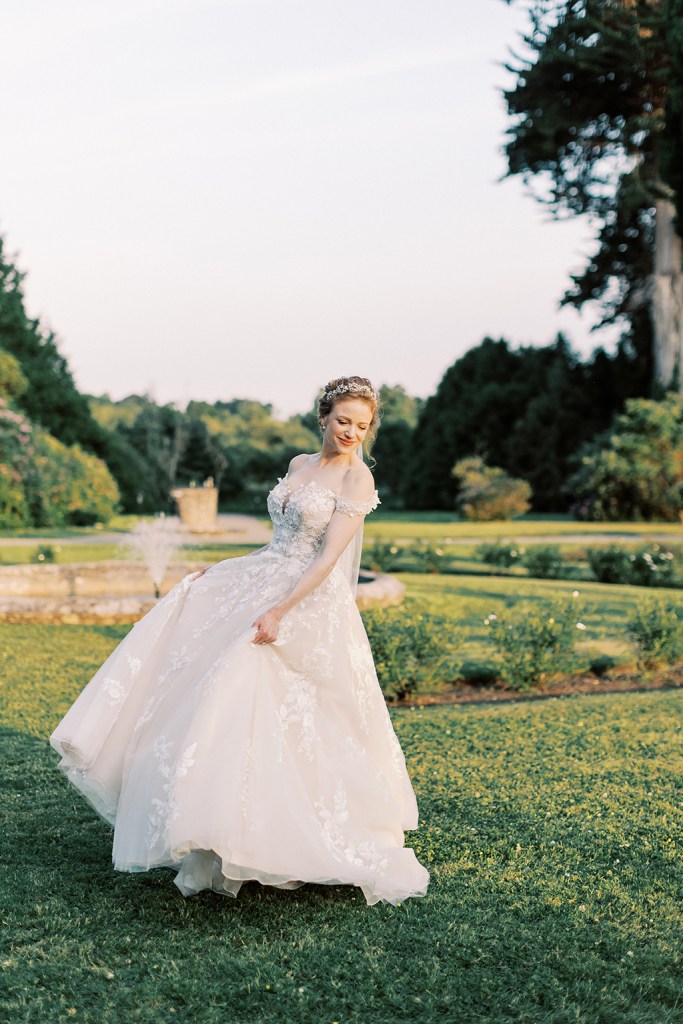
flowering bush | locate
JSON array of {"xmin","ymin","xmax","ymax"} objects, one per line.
[
  {"xmin": 587, "ymin": 544, "xmax": 676, "ymax": 586},
  {"xmin": 0, "ymin": 391, "xmax": 120, "ymax": 528},
  {"xmin": 485, "ymin": 593, "xmax": 587, "ymax": 691},
  {"xmin": 363, "ymin": 541, "xmax": 402, "ymax": 573},
  {"xmin": 476, "ymin": 541, "xmax": 525, "ymax": 568},
  {"xmin": 27, "ymin": 431, "xmax": 120, "ymax": 527},
  {"xmin": 628, "ymin": 546, "xmax": 676, "ymax": 587},
  {"xmin": 32, "ymin": 545, "xmax": 57, "ymax": 563},
  {"xmin": 408, "ymin": 541, "xmax": 450, "ymax": 574},
  {"xmin": 0, "ymin": 398, "xmax": 33, "ymax": 527},
  {"xmin": 452, "ymin": 456, "xmax": 532, "ymax": 521},
  {"xmin": 523, "ymin": 545, "xmax": 566, "ymax": 579},
  {"xmin": 626, "ymin": 597, "xmax": 683, "ymax": 667},
  {"xmin": 362, "ymin": 605, "xmax": 458, "ymax": 701}
]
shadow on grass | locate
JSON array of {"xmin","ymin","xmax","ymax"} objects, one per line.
[{"xmin": 2, "ymin": 721, "xmax": 681, "ymax": 1024}]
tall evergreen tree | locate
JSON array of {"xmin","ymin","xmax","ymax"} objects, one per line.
[
  {"xmin": 503, "ymin": 0, "xmax": 683, "ymax": 389},
  {"xmin": 404, "ymin": 335, "xmax": 644, "ymax": 510},
  {"xmin": 0, "ymin": 237, "xmax": 103, "ymax": 447}
]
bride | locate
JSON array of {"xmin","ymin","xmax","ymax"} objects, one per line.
[{"xmin": 51, "ymin": 376, "xmax": 430, "ymax": 907}]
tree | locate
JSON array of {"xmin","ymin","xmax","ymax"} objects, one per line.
[
  {"xmin": 503, "ymin": 0, "xmax": 683, "ymax": 389},
  {"xmin": 26, "ymin": 432, "xmax": 120, "ymax": 527},
  {"xmin": 0, "ymin": 238, "xmax": 104, "ymax": 447},
  {"xmin": 403, "ymin": 334, "xmax": 637, "ymax": 510},
  {"xmin": 116, "ymin": 405, "xmax": 188, "ymax": 512},
  {"xmin": 453, "ymin": 456, "xmax": 532, "ymax": 520},
  {"xmin": 568, "ymin": 391, "xmax": 683, "ymax": 519},
  {"xmin": 371, "ymin": 385, "xmax": 422, "ymax": 506}
]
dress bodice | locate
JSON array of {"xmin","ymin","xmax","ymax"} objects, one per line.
[{"xmin": 266, "ymin": 476, "xmax": 380, "ymax": 567}]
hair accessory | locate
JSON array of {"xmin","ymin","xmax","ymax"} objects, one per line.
[{"xmin": 326, "ymin": 380, "xmax": 378, "ymax": 402}]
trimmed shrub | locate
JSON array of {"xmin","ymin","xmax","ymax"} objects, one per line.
[
  {"xmin": 363, "ymin": 541, "xmax": 402, "ymax": 573},
  {"xmin": 626, "ymin": 597, "xmax": 683, "ymax": 667},
  {"xmin": 628, "ymin": 546, "xmax": 676, "ymax": 587},
  {"xmin": 409, "ymin": 542, "xmax": 450, "ymax": 574},
  {"xmin": 361, "ymin": 605, "xmax": 457, "ymax": 701},
  {"xmin": 523, "ymin": 544, "xmax": 565, "ymax": 579},
  {"xmin": 587, "ymin": 545, "xmax": 632, "ymax": 584},
  {"xmin": 485, "ymin": 593, "xmax": 587, "ymax": 692},
  {"xmin": 587, "ymin": 544, "xmax": 677, "ymax": 586},
  {"xmin": 476, "ymin": 541, "xmax": 525, "ymax": 568},
  {"xmin": 453, "ymin": 456, "xmax": 531, "ymax": 521},
  {"xmin": 32, "ymin": 545, "xmax": 57, "ymax": 564}
]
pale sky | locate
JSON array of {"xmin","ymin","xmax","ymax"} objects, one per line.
[{"xmin": 0, "ymin": 0, "xmax": 611, "ymax": 418}]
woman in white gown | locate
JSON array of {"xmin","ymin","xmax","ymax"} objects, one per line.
[{"xmin": 51, "ymin": 376, "xmax": 429, "ymax": 906}]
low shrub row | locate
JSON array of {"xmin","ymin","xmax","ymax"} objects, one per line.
[
  {"xmin": 361, "ymin": 605, "xmax": 458, "ymax": 701},
  {"xmin": 365, "ymin": 537, "xmax": 681, "ymax": 587},
  {"xmin": 363, "ymin": 540, "xmax": 449, "ymax": 574},
  {"xmin": 363, "ymin": 593, "xmax": 683, "ymax": 699},
  {"xmin": 476, "ymin": 540, "xmax": 678, "ymax": 586}
]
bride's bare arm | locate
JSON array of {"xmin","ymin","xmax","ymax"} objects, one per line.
[{"xmin": 252, "ymin": 495, "xmax": 372, "ymax": 644}]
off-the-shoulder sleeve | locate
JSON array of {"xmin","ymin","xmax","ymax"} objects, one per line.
[{"xmin": 334, "ymin": 490, "xmax": 381, "ymax": 517}]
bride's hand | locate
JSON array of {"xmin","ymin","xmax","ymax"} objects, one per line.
[{"xmin": 252, "ymin": 608, "xmax": 282, "ymax": 645}]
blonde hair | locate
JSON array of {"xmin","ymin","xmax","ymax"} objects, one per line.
[{"xmin": 317, "ymin": 376, "xmax": 381, "ymax": 444}]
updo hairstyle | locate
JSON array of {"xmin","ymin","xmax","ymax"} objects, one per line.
[{"xmin": 317, "ymin": 376, "xmax": 381, "ymax": 444}]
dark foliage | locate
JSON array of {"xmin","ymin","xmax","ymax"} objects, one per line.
[
  {"xmin": 403, "ymin": 334, "xmax": 647, "ymax": 510},
  {"xmin": 0, "ymin": 239, "xmax": 103, "ymax": 450},
  {"xmin": 503, "ymin": 0, "xmax": 683, "ymax": 379}
]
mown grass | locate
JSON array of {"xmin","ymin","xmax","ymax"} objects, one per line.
[
  {"xmin": 1, "ymin": 622, "xmax": 682, "ymax": 1024},
  {"xmin": 0, "ymin": 544, "xmax": 259, "ymax": 566},
  {"xmin": 365, "ymin": 514, "xmax": 683, "ymax": 541},
  {"xmin": 397, "ymin": 573, "xmax": 683, "ymax": 668}
]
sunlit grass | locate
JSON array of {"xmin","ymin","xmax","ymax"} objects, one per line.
[
  {"xmin": 366, "ymin": 515, "xmax": 683, "ymax": 540},
  {"xmin": 399, "ymin": 572, "xmax": 683, "ymax": 665},
  {"xmin": 0, "ymin": 544, "xmax": 258, "ymax": 566},
  {"xmin": 0, "ymin": 623, "xmax": 680, "ymax": 1024}
]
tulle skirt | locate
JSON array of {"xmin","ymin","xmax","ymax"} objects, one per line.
[{"xmin": 50, "ymin": 550, "xmax": 430, "ymax": 906}]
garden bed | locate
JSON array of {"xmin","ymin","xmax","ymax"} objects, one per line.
[{"xmin": 398, "ymin": 667, "xmax": 683, "ymax": 707}]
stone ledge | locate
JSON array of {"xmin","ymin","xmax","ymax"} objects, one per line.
[{"xmin": 0, "ymin": 565, "xmax": 404, "ymax": 623}]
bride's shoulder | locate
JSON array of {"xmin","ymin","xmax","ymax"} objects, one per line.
[
  {"xmin": 340, "ymin": 461, "xmax": 376, "ymax": 502},
  {"xmin": 286, "ymin": 452, "xmax": 314, "ymax": 475}
]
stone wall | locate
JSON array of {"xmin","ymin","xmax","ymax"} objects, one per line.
[
  {"xmin": 0, "ymin": 560, "xmax": 203, "ymax": 599},
  {"xmin": 0, "ymin": 563, "xmax": 404, "ymax": 623}
]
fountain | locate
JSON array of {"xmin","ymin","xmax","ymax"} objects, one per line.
[{"xmin": 126, "ymin": 515, "xmax": 184, "ymax": 598}]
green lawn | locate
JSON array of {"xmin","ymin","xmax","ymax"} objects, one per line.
[
  {"xmin": 365, "ymin": 513, "xmax": 683, "ymax": 541},
  {"xmin": 397, "ymin": 573, "xmax": 683, "ymax": 668},
  {"xmin": 0, "ymin": 544, "xmax": 258, "ymax": 566},
  {"xmin": 1, "ymin": 624, "xmax": 681, "ymax": 1023}
]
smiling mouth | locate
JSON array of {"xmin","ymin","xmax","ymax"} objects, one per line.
[{"xmin": 339, "ymin": 438, "xmax": 355, "ymax": 446}]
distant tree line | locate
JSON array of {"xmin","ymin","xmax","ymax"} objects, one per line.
[{"xmin": 0, "ymin": 233, "xmax": 671, "ymax": 524}]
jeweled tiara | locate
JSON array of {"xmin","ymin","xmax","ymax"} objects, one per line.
[{"xmin": 326, "ymin": 380, "xmax": 378, "ymax": 401}]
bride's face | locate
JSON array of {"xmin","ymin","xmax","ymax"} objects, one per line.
[{"xmin": 323, "ymin": 398, "xmax": 373, "ymax": 455}]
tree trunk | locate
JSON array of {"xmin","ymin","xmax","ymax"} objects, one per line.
[{"xmin": 652, "ymin": 198, "xmax": 683, "ymax": 390}]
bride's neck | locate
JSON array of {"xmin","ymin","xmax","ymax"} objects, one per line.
[{"xmin": 318, "ymin": 448, "xmax": 355, "ymax": 468}]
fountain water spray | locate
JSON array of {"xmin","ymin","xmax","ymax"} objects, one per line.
[{"xmin": 127, "ymin": 515, "xmax": 184, "ymax": 598}]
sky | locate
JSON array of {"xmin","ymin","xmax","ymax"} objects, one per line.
[{"xmin": 0, "ymin": 0, "xmax": 613, "ymax": 418}]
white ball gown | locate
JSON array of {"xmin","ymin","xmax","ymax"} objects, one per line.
[{"xmin": 50, "ymin": 476, "xmax": 430, "ymax": 906}]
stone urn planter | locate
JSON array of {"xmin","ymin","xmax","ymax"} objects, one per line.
[{"xmin": 171, "ymin": 484, "xmax": 218, "ymax": 533}]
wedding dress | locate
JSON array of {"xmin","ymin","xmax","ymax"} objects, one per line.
[{"xmin": 50, "ymin": 475, "xmax": 430, "ymax": 906}]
